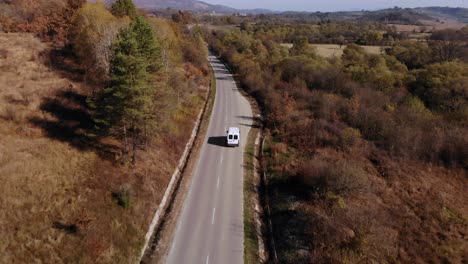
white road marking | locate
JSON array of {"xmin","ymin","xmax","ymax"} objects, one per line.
[
  {"xmin": 211, "ymin": 207, "xmax": 216, "ymax": 225},
  {"xmin": 220, "ymin": 153, "xmax": 224, "ymax": 164},
  {"xmin": 216, "ymin": 175, "xmax": 220, "ymax": 189},
  {"xmin": 206, "ymin": 254, "xmax": 210, "ymax": 264}
]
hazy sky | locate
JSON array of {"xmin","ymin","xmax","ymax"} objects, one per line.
[{"xmin": 202, "ymin": 0, "xmax": 468, "ymax": 12}]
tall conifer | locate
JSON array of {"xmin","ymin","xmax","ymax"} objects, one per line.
[{"xmin": 92, "ymin": 16, "xmax": 160, "ymax": 164}]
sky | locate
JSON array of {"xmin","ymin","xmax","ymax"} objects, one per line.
[{"xmin": 201, "ymin": 0, "xmax": 468, "ymax": 12}]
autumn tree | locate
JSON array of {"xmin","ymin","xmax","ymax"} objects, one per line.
[
  {"xmin": 171, "ymin": 10, "xmax": 194, "ymax": 25},
  {"xmin": 357, "ymin": 30, "xmax": 384, "ymax": 45},
  {"xmin": 428, "ymin": 28, "xmax": 468, "ymax": 62},
  {"xmin": 411, "ymin": 61, "xmax": 468, "ymax": 119},
  {"xmin": 290, "ymin": 36, "xmax": 316, "ymax": 57},
  {"xmin": 386, "ymin": 40, "xmax": 432, "ymax": 69},
  {"xmin": 71, "ymin": 2, "xmax": 128, "ymax": 83},
  {"xmin": 111, "ymin": 0, "xmax": 137, "ymax": 18}
]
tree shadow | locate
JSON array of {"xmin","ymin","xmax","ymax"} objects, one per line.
[
  {"xmin": 214, "ymin": 68, "xmax": 231, "ymax": 75},
  {"xmin": 52, "ymin": 221, "xmax": 78, "ymax": 234},
  {"xmin": 216, "ymin": 76, "xmax": 232, "ymax": 81},
  {"xmin": 207, "ymin": 136, "xmax": 228, "ymax": 147},
  {"xmin": 236, "ymin": 115, "xmax": 262, "ymax": 121},
  {"xmin": 239, "ymin": 122, "xmax": 261, "ymax": 129},
  {"xmin": 236, "ymin": 115, "xmax": 263, "ymax": 129},
  {"xmin": 45, "ymin": 46, "xmax": 85, "ymax": 83},
  {"xmin": 29, "ymin": 89, "xmax": 119, "ymax": 160}
]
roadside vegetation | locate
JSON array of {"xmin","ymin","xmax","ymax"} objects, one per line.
[
  {"xmin": 0, "ymin": 0, "xmax": 209, "ymax": 262},
  {"xmin": 207, "ymin": 19, "xmax": 467, "ymax": 263}
]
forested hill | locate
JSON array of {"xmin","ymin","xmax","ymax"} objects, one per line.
[
  {"xmin": 278, "ymin": 7, "xmax": 468, "ymax": 25},
  {"xmin": 415, "ymin": 7, "xmax": 468, "ymax": 23}
]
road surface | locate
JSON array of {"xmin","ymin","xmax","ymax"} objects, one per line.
[{"xmin": 166, "ymin": 55, "xmax": 253, "ymax": 263}]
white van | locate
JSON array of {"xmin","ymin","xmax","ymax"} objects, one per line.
[{"xmin": 226, "ymin": 127, "xmax": 240, "ymax": 147}]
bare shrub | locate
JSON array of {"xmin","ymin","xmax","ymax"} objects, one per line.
[
  {"xmin": 340, "ymin": 127, "xmax": 361, "ymax": 149},
  {"xmin": 271, "ymin": 142, "xmax": 288, "ymax": 159},
  {"xmin": 2, "ymin": 105, "xmax": 24, "ymax": 123},
  {"xmin": 298, "ymin": 159, "xmax": 369, "ymax": 196}
]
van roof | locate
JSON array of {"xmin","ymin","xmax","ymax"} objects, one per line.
[{"xmin": 228, "ymin": 127, "xmax": 240, "ymax": 133}]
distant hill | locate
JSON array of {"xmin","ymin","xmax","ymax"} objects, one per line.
[
  {"xmin": 277, "ymin": 7, "xmax": 468, "ymax": 25},
  {"xmin": 94, "ymin": 0, "xmax": 271, "ymax": 14},
  {"xmin": 276, "ymin": 8, "xmax": 431, "ymax": 24},
  {"xmin": 93, "ymin": 1, "xmax": 468, "ymax": 22},
  {"xmin": 415, "ymin": 7, "xmax": 468, "ymax": 23},
  {"xmin": 134, "ymin": 0, "xmax": 235, "ymax": 13},
  {"xmin": 360, "ymin": 7, "xmax": 432, "ymax": 24}
]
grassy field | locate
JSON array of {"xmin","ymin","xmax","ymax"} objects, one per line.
[
  {"xmin": 201, "ymin": 23, "xmax": 239, "ymax": 32},
  {"xmin": 389, "ymin": 17, "xmax": 466, "ymax": 32},
  {"xmin": 0, "ymin": 33, "xmax": 207, "ymax": 263},
  {"xmin": 314, "ymin": 44, "xmax": 385, "ymax": 58},
  {"xmin": 281, "ymin": 43, "xmax": 385, "ymax": 58}
]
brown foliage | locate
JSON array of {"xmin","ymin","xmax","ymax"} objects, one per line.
[
  {"xmin": 1, "ymin": 0, "xmax": 85, "ymax": 44},
  {"xmin": 211, "ymin": 25, "xmax": 468, "ymax": 263}
]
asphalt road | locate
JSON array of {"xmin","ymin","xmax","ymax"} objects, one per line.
[{"xmin": 166, "ymin": 55, "xmax": 253, "ymax": 264}]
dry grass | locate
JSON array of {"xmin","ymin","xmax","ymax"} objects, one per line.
[
  {"xmin": 0, "ymin": 33, "xmax": 101, "ymax": 262},
  {"xmin": 201, "ymin": 23, "xmax": 239, "ymax": 32},
  {"xmin": 280, "ymin": 43, "xmax": 385, "ymax": 58},
  {"xmin": 389, "ymin": 18, "xmax": 466, "ymax": 32},
  {"xmin": 313, "ymin": 44, "xmax": 385, "ymax": 58},
  {"xmin": 0, "ymin": 33, "xmax": 207, "ymax": 263}
]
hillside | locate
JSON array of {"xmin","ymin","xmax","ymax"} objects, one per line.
[
  {"xmin": 276, "ymin": 7, "xmax": 468, "ymax": 26},
  {"xmin": 89, "ymin": 0, "xmax": 270, "ymax": 14},
  {"xmin": 360, "ymin": 7, "xmax": 432, "ymax": 24},
  {"xmin": 416, "ymin": 7, "xmax": 468, "ymax": 23},
  {"xmin": 134, "ymin": 0, "xmax": 236, "ymax": 13}
]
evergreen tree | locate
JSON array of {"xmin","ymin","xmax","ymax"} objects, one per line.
[
  {"xmin": 92, "ymin": 16, "xmax": 160, "ymax": 165},
  {"xmin": 132, "ymin": 16, "xmax": 162, "ymax": 72},
  {"xmin": 111, "ymin": 0, "xmax": 137, "ymax": 18}
]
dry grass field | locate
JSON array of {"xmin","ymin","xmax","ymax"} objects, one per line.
[
  {"xmin": 0, "ymin": 33, "xmax": 206, "ymax": 263},
  {"xmin": 313, "ymin": 44, "xmax": 385, "ymax": 58},
  {"xmin": 389, "ymin": 17, "xmax": 466, "ymax": 32},
  {"xmin": 201, "ymin": 23, "xmax": 239, "ymax": 32},
  {"xmin": 280, "ymin": 43, "xmax": 385, "ymax": 58}
]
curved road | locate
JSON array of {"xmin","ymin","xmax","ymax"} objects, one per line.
[{"xmin": 166, "ymin": 55, "xmax": 253, "ymax": 263}]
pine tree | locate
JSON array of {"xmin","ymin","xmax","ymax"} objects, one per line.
[
  {"xmin": 111, "ymin": 0, "xmax": 137, "ymax": 18},
  {"xmin": 132, "ymin": 16, "xmax": 162, "ymax": 72},
  {"xmin": 92, "ymin": 16, "xmax": 160, "ymax": 165}
]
